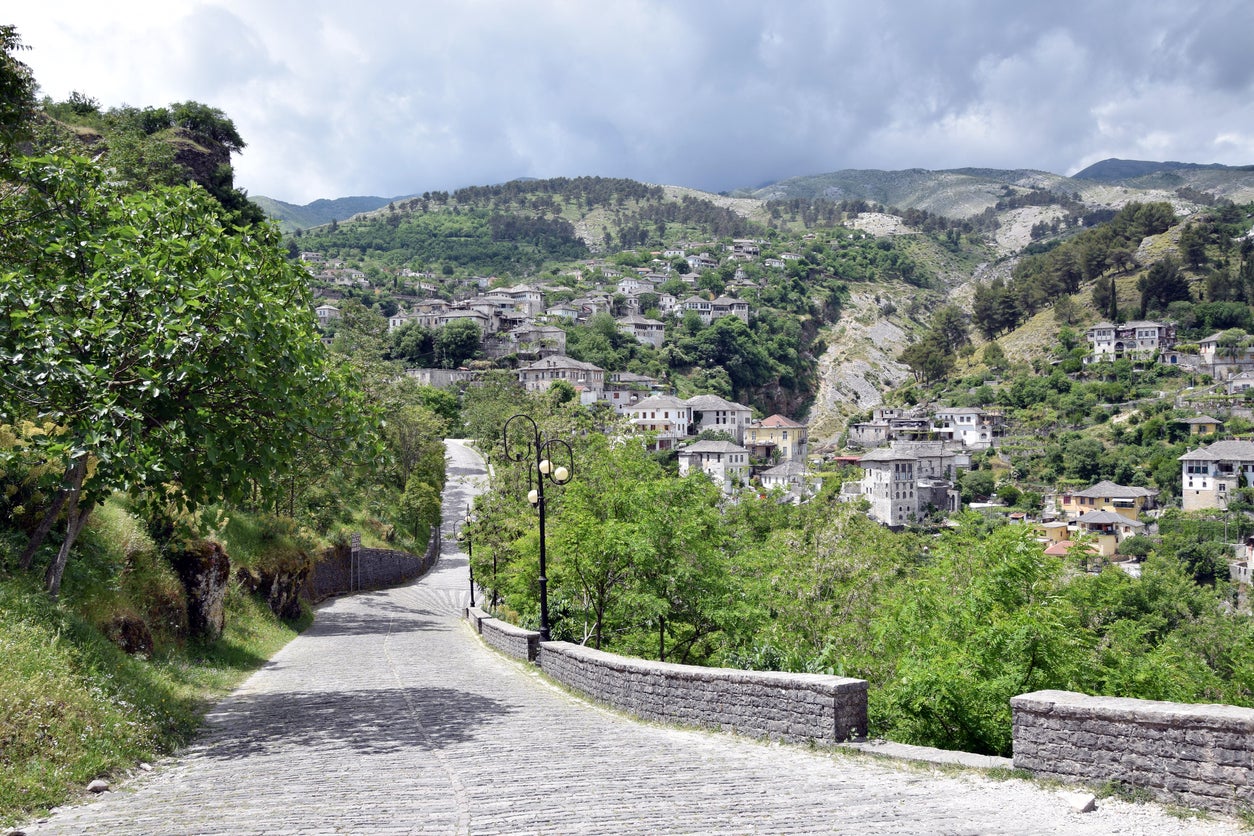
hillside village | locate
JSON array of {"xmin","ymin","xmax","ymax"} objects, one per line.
[{"xmin": 301, "ymin": 226, "xmax": 1254, "ymax": 583}]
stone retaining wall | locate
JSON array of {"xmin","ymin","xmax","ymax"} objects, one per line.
[
  {"xmin": 1011, "ymin": 689, "xmax": 1254, "ymax": 813},
  {"xmin": 465, "ymin": 606, "xmax": 539, "ymax": 662},
  {"xmin": 538, "ymin": 640, "xmax": 867, "ymax": 743},
  {"xmin": 306, "ymin": 528, "xmax": 441, "ymax": 602}
]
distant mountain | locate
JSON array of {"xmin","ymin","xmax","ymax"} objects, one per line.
[
  {"xmin": 252, "ymin": 194, "xmax": 398, "ymax": 232},
  {"xmin": 1071, "ymin": 158, "xmax": 1251, "ymax": 182},
  {"xmin": 742, "ymin": 167, "xmax": 1071, "ymax": 218}
]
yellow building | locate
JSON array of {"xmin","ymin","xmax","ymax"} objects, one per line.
[
  {"xmin": 1058, "ymin": 481, "xmax": 1158, "ymax": 521},
  {"xmin": 744, "ymin": 414, "xmax": 808, "ymax": 463}
]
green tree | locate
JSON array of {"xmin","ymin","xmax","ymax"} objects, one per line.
[
  {"xmin": 434, "ymin": 319, "xmax": 481, "ymax": 368},
  {"xmin": 0, "ymin": 154, "xmax": 366, "ymax": 596},
  {"xmin": 0, "ymin": 25, "xmax": 36, "ymax": 153}
]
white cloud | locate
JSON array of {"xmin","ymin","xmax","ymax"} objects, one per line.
[{"xmin": 8, "ymin": 1, "xmax": 1254, "ymax": 203}]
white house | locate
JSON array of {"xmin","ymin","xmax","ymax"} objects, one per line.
[
  {"xmin": 855, "ymin": 442, "xmax": 962, "ymax": 528},
  {"xmin": 627, "ymin": 395, "xmax": 692, "ymax": 449},
  {"xmin": 686, "ymin": 394, "xmax": 753, "ymax": 444},
  {"xmin": 1179, "ymin": 440, "xmax": 1254, "ymax": 511},
  {"xmin": 678, "ymin": 440, "xmax": 750, "ymax": 493}
]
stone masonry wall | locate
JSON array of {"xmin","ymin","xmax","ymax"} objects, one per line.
[
  {"xmin": 306, "ymin": 528, "xmax": 441, "ymax": 602},
  {"xmin": 465, "ymin": 606, "xmax": 539, "ymax": 662},
  {"xmin": 1012, "ymin": 689, "xmax": 1254, "ymax": 813},
  {"xmin": 538, "ymin": 640, "xmax": 867, "ymax": 743}
]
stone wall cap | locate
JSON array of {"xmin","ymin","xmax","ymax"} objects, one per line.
[
  {"xmin": 542, "ymin": 640, "xmax": 867, "ymax": 692},
  {"xmin": 1012, "ymin": 689, "xmax": 1254, "ymax": 729}
]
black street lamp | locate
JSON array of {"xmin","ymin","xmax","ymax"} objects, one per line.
[
  {"xmin": 503, "ymin": 413, "xmax": 574, "ymax": 641},
  {"xmin": 462, "ymin": 504, "xmax": 475, "ymax": 608}
]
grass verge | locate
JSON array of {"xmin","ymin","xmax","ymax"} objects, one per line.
[{"xmin": 0, "ymin": 574, "xmax": 309, "ymax": 827}]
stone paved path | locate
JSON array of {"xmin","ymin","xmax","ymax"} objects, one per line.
[{"xmin": 22, "ymin": 441, "xmax": 1241, "ymax": 834}]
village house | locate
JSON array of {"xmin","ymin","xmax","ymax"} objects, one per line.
[
  {"xmin": 1085, "ymin": 320, "xmax": 1175, "ymax": 363},
  {"xmin": 710, "ymin": 296, "xmax": 751, "ymax": 324},
  {"xmin": 626, "ymin": 394, "xmax": 692, "ymax": 449},
  {"xmin": 314, "ymin": 303, "xmax": 341, "ymax": 326},
  {"xmin": 930, "ymin": 407, "xmax": 1005, "ymax": 449},
  {"xmin": 846, "ymin": 407, "xmax": 932, "ymax": 448},
  {"xmin": 1198, "ymin": 330, "xmax": 1254, "ymax": 377},
  {"xmin": 677, "ymin": 440, "xmax": 751, "ymax": 493},
  {"xmin": 601, "ymin": 372, "xmax": 668, "ymax": 415},
  {"xmin": 516, "ymin": 355, "xmax": 605, "ymax": 402},
  {"xmin": 1228, "ymin": 371, "xmax": 1254, "ymax": 395},
  {"xmin": 1180, "ymin": 415, "xmax": 1224, "ymax": 436},
  {"xmin": 853, "ymin": 441, "xmax": 963, "ymax": 528},
  {"xmin": 686, "ymin": 394, "xmax": 754, "ymax": 444},
  {"xmin": 483, "ymin": 323, "xmax": 566, "ymax": 360},
  {"xmin": 616, "ymin": 314, "xmax": 667, "ymax": 349},
  {"xmin": 759, "ymin": 459, "xmax": 817, "ymax": 502},
  {"xmin": 1056, "ymin": 480, "xmax": 1158, "ymax": 521},
  {"xmin": 1179, "ymin": 439, "xmax": 1254, "ymax": 511},
  {"xmin": 745, "ymin": 414, "xmax": 809, "ymax": 463},
  {"xmin": 680, "ymin": 296, "xmax": 713, "ymax": 324}
]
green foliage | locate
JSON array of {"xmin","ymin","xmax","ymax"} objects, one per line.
[
  {"xmin": 0, "ymin": 25, "xmax": 37, "ymax": 153},
  {"xmin": 0, "ymin": 153, "xmax": 369, "ymax": 594},
  {"xmin": 0, "ymin": 555, "xmax": 305, "ymax": 826}
]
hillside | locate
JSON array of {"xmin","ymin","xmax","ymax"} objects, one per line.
[
  {"xmin": 253, "ymin": 194, "xmax": 396, "ymax": 232},
  {"xmin": 278, "ymin": 163, "xmax": 1254, "ymax": 446}
]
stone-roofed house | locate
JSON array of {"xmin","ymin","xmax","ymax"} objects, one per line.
[
  {"xmin": 616, "ymin": 314, "xmax": 667, "ymax": 348},
  {"xmin": 677, "ymin": 440, "xmax": 750, "ymax": 493},
  {"xmin": 517, "ymin": 355, "xmax": 605, "ymax": 402},
  {"xmin": 626, "ymin": 395, "xmax": 692, "ymax": 449},
  {"xmin": 759, "ymin": 459, "xmax": 818, "ymax": 502},
  {"xmin": 1085, "ymin": 320, "xmax": 1175, "ymax": 363},
  {"xmin": 930, "ymin": 406, "xmax": 1005, "ymax": 450},
  {"xmin": 710, "ymin": 296, "xmax": 750, "ymax": 323},
  {"xmin": 1072, "ymin": 510, "xmax": 1146, "ymax": 557},
  {"xmin": 1057, "ymin": 480, "xmax": 1158, "ymax": 521},
  {"xmin": 686, "ymin": 394, "xmax": 753, "ymax": 444},
  {"xmin": 855, "ymin": 441, "xmax": 962, "ymax": 528},
  {"xmin": 745, "ymin": 414, "xmax": 808, "ymax": 463},
  {"xmin": 1179, "ymin": 415, "xmax": 1224, "ymax": 436},
  {"xmin": 1180, "ymin": 439, "xmax": 1254, "ymax": 511},
  {"xmin": 602, "ymin": 372, "xmax": 668, "ymax": 415}
]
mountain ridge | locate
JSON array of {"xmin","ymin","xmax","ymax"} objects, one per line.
[{"xmin": 258, "ymin": 158, "xmax": 1254, "ymax": 230}]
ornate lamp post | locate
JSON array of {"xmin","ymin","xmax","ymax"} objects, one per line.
[
  {"xmin": 462, "ymin": 504, "xmax": 475, "ymax": 608},
  {"xmin": 503, "ymin": 413, "xmax": 574, "ymax": 641}
]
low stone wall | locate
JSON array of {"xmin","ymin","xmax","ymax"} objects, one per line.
[
  {"xmin": 465, "ymin": 606, "xmax": 539, "ymax": 662},
  {"xmin": 539, "ymin": 641, "xmax": 867, "ymax": 743},
  {"xmin": 306, "ymin": 528, "xmax": 441, "ymax": 602},
  {"xmin": 1011, "ymin": 689, "xmax": 1254, "ymax": 813}
]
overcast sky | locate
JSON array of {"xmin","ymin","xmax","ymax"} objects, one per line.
[{"xmin": 9, "ymin": 1, "xmax": 1254, "ymax": 205}]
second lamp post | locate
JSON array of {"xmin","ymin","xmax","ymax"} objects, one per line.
[{"xmin": 503, "ymin": 413, "xmax": 574, "ymax": 641}]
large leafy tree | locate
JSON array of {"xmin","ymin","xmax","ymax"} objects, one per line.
[{"xmin": 0, "ymin": 153, "xmax": 368, "ymax": 596}]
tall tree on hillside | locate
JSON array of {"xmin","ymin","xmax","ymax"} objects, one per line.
[
  {"xmin": 0, "ymin": 154, "xmax": 368, "ymax": 597},
  {"xmin": 0, "ymin": 25, "xmax": 36, "ymax": 154},
  {"xmin": 1138, "ymin": 257, "xmax": 1191, "ymax": 318}
]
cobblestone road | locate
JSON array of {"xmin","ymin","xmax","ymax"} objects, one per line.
[{"xmin": 21, "ymin": 441, "xmax": 1242, "ymax": 834}]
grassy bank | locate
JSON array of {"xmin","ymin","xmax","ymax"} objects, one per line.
[{"xmin": 0, "ymin": 502, "xmax": 312, "ymax": 827}]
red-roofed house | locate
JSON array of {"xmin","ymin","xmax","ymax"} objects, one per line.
[{"xmin": 745, "ymin": 414, "xmax": 808, "ymax": 463}]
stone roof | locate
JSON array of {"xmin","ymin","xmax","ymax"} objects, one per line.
[
  {"xmin": 518, "ymin": 354, "xmax": 604, "ymax": 373},
  {"xmin": 1071, "ymin": 480, "xmax": 1158, "ymax": 499},
  {"xmin": 762, "ymin": 460, "xmax": 807, "ymax": 478},
  {"xmin": 858, "ymin": 447, "xmax": 919, "ymax": 463},
  {"xmin": 1076, "ymin": 510, "xmax": 1144, "ymax": 526},
  {"xmin": 1180, "ymin": 415, "xmax": 1223, "ymax": 425},
  {"xmin": 680, "ymin": 440, "xmax": 749, "ymax": 455},
  {"xmin": 1179, "ymin": 440, "xmax": 1254, "ymax": 462},
  {"xmin": 631, "ymin": 394, "xmax": 689, "ymax": 411},
  {"xmin": 687, "ymin": 394, "xmax": 749, "ymax": 412}
]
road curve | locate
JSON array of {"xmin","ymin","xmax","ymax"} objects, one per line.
[{"xmin": 22, "ymin": 440, "xmax": 1237, "ymax": 834}]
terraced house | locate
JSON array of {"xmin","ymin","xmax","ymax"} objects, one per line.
[{"xmin": 1179, "ymin": 439, "xmax": 1254, "ymax": 511}]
